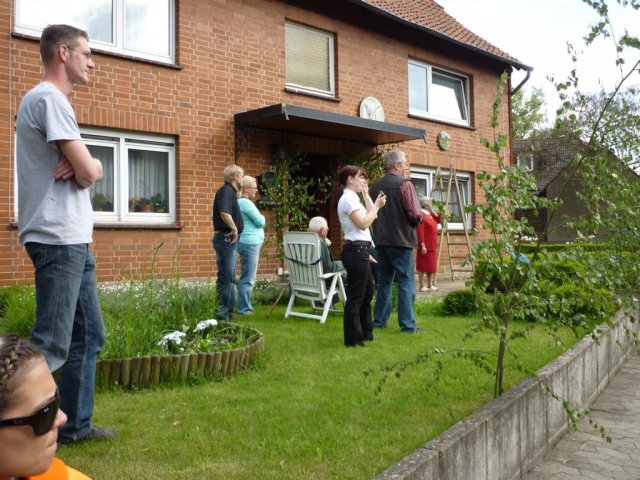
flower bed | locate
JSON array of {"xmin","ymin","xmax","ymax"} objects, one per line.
[{"xmin": 95, "ymin": 321, "xmax": 264, "ymax": 390}]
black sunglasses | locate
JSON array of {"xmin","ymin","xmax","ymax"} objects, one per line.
[{"xmin": 0, "ymin": 390, "xmax": 60, "ymax": 436}]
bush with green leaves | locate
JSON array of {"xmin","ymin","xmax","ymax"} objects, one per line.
[
  {"xmin": 442, "ymin": 289, "xmax": 477, "ymax": 316},
  {"xmin": 473, "ymin": 257, "xmax": 529, "ymax": 293},
  {"xmin": 545, "ymin": 284, "xmax": 614, "ymax": 328}
]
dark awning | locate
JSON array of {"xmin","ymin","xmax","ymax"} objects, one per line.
[{"xmin": 234, "ymin": 103, "xmax": 427, "ymax": 145}]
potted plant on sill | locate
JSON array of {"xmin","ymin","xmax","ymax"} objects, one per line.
[
  {"xmin": 137, "ymin": 197, "xmax": 152, "ymax": 212},
  {"xmin": 92, "ymin": 193, "xmax": 113, "ymax": 212},
  {"xmin": 151, "ymin": 193, "xmax": 167, "ymax": 213}
]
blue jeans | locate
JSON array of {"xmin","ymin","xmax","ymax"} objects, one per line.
[
  {"xmin": 237, "ymin": 242, "xmax": 262, "ymax": 314},
  {"xmin": 373, "ymin": 246, "xmax": 417, "ymax": 332},
  {"xmin": 25, "ymin": 242, "xmax": 105, "ymax": 443},
  {"xmin": 213, "ymin": 232, "xmax": 238, "ymax": 320}
]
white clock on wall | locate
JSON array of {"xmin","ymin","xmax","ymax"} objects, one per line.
[{"xmin": 359, "ymin": 96, "xmax": 385, "ymax": 122}]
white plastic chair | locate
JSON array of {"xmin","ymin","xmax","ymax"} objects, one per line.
[{"xmin": 283, "ymin": 232, "xmax": 346, "ymax": 323}]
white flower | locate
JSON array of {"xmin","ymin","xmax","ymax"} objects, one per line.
[
  {"xmin": 194, "ymin": 319, "xmax": 218, "ymax": 332},
  {"xmin": 158, "ymin": 331, "xmax": 187, "ymax": 348}
]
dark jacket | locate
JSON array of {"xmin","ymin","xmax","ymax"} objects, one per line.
[{"xmin": 370, "ymin": 174, "xmax": 418, "ymax": 248}]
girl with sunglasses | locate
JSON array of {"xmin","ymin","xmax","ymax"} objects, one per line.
[{"xmin": 0, "ymin": 334, "xmax": 90, "ymax": 480}]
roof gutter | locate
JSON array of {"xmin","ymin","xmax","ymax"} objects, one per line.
[{"xmin": 345, "ymin": 0, "xmax": 533, "ymax": 72}]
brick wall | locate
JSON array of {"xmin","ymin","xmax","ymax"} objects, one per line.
[{"xmin": 0, "ymin": 0, "xmax": 511, "ymax": 285}]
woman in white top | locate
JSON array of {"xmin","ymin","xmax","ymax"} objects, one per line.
[{"xmin": 335, "ymin": 165, "xmax": 386, "ymax": 347}]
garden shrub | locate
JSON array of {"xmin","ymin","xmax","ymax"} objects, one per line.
[
  {"xmin": 473, "ymin": 257, "xmax": 529, "ymax": 293},
  {"xmin": 442, "ymin": 288, "xmax": 477, "ymax": 316},
  {"xmin": 518, "ymin": 243, "xmax": 608, "ymax": 254},
  {"xmin": 546, "ymin": 284, "xmax": 614, "ymax": 327},
  {"xmin": 536, "ymin": 257, "xmax": 585, "ymax": 286}
]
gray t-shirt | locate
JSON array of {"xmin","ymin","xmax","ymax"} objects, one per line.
[{"xmin": 16, "ymin": 82, "xmax": 93, "ymax": 245}]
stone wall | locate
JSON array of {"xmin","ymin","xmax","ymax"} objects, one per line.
[{"xmin": 375, "ymin": 309, "xmax": 639, "ymax": 480}]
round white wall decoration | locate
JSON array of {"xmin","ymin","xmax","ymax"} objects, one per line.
[{"xmin": 359, "ymin": 96, "xmax": 385, "ymax": 122}]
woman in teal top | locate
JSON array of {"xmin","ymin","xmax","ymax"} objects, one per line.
[{"xmin": 237, "ymin": 176, "xmax": 266, "ymax": 315}]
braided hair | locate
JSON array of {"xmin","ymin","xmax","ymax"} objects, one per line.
[{"xmin": 0, "ymin": 334, "xmax": 43, "ymax": 415}]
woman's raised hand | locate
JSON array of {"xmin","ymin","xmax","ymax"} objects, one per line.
[{"xmin": 374, "ymin": 192, "xmax": 386, "ymax": 209}]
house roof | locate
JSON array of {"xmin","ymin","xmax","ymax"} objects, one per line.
[
  {"xmin": 351, "ymin": 0, "xmax": 531, "ymax": 71},
  {"xmin": 513, "ymin": 136, "xmax": 586, "ymax": 193}
]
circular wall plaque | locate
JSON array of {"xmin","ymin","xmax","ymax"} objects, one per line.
[
  {"xmin": 359, "ymin": 96, "xmax": 385, "ymax": 122},
  {"xmin": 437, "ymin": 131, "xmax": 451, "ymax": 151}
]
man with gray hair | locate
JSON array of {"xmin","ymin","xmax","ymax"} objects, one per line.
[
  {"xmin": 369, "ymin": 150, "xmax": 424, "ymax": 333},
  {"xmin": 308, "ymin": 216, "xmax": 343, "ymax": 274},
  {"xmin": 212, "ymin": 164, "xmax": 245, "ymax": 320}
]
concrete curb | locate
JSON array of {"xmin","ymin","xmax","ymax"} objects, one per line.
[{"xmin": 374, "ymin": 309, "xmax": 639, "ymax": 480}]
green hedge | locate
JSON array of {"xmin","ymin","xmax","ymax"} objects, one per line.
[
  {"xmin": 518, "ymin": 242, "xmax": 608, "ymax": 254},
  {"xmin": 442, "ymin": 289, "xmax": 477, "ymax": 316}
]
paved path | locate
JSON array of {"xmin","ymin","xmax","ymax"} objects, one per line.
[
  {"xmin": 415, "ymin": 276, "xmax": 470, "ymax": 299},
  {"xmin": 524, "ymin": 353, "xmax": 640, "ymax": 480}
]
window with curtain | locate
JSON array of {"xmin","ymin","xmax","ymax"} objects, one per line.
[
  {"xmin": 84, "ymin": 129, "xmax": 175, "ymax": 224},
  {"xmin": 285, "ymin": 21, "xmax": 335, "ymax": 96},
  {"xmin": 410, "ymin": 168, "xmax": 472, "ymax": 230},
  {"xmin": 408, "ymin": 60, "xmax": 470, "ymax": 126},
  {"xmin": 15, "ymin": 0, "xmax": 175, "ymax": 63}
]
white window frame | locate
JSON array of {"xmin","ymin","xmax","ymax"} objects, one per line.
[
  {"xmin": 285, "ymin": 21, "xmax": 335, "ymax": 98},
  {"xmin": 82, "ymin": 128, "xmax": 176, "ymax": 225},
  {"xmin": 410, "ymin": 167, "xmax": 472, "ymax": 230},
  {"xmin": 408, "ymin": 59, "xmax": 470, "ymax": 126},
  {"xmin": 14, "ymin": 0, "xmax": 176, "ymax": 64}
]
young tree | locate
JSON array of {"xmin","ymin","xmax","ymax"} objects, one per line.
[{"xmin": 511, "ymin": 87, "xmax": 548, "ymax": 140}]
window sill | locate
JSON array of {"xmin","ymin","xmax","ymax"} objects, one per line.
[
  {"xmin": 94, "ymin": 222, "xmax": 184, "ymax": 230},
  {"xmin": 12, "ymin": 32, "xmax": 183, "ymax": 70},
  {"xmin": 9, "ymin": 220, "xmax": 184, "ymax": 231},
  {"xmin": 284, "ymin": 86, "xmax": 341, "ymax": 103},
  {"xmin": 408, "ymin": 113, "xmax": 475, "ymax": 130}
]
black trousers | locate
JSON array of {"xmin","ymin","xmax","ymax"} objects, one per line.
[{"xmin": 341, "ymin": 243, "xmax": 374, "ymax": 346}]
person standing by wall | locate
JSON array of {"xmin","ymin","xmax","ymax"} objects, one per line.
[
  {"xmin": 16, "ymin": 24, "xmax": 115, "ymax": 445},
  {"xmin": 369, "ymin": 150, "xmax": 424, "ymax": 333},
  {"xmin": 335, "ymin": 166, "xmax": 386, "ymax": 347},
  {"xmin": 212, "ymin": 164, "xmax": 244, "ymax": 320},
  {"xmin": 237, "ymin": 176, "xmax": 265, "ymax": 316},
  {"xmin": 416, "ymin": 197, "xmax": 441, "ymax": 292}
]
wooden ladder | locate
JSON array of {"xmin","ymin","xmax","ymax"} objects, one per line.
[{"xmin": 433, "ymin": 166, "xmax": 473, "ymax": 282}]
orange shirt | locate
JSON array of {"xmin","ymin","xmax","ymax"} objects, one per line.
[{"xmin": 27, "ymin": 457, "xmax": 91, "ymax": 480}]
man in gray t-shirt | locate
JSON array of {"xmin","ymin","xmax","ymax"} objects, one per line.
[{"xmin": 16, "ymin": 24, "xmax": 115, "ymax": 445}]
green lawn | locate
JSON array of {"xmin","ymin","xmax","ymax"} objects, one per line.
[{"xmin": 59, "ymin": 302, "xmax": 579, "ymax": 479}]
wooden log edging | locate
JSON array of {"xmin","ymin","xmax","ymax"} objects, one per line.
[
  {"xmin": 374, "ymin": 308, "xmax": 640, "ymax": 480},
  {"xmin": 95, "ymin": 326, "xmax": 264, "ymax": 390}
]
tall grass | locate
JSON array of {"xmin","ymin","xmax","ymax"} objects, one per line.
[{"xmin": 99, "ymin": 279, "xmax": 219, "ymax": 358}]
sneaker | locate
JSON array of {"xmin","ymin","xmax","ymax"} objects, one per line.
[
  {"xmin": 403, "ymin": 328, "xmax": 425, "ymax": 334},
  {"xmin": 430, "ymin": 286, "xmax": 438, "ymax": 291},
  {"xmin": 420, "ymin": 286, "xmax": 429, "ymax": 292},
  {"xmin": 59, "ymin": 426, "xmax": 117, "ymax": 446}
]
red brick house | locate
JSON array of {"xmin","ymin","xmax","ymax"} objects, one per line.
[{"xmin": 0, "ymin": 0, "xmax": 531, "ymax": 286}]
